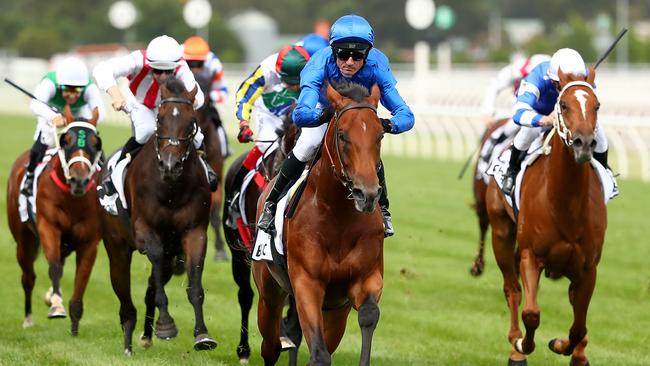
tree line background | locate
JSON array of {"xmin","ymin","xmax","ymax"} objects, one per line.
[{"xmin": 1, "ymin": 0, "xmax": 649, "ymax": 63}]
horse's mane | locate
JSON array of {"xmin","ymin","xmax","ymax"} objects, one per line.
[
  {"xmin": 164, "ymin": 77, "xmax": 187, "ymax": 96},
  {"xmin": 331, "ymin": 80, "xmax": 370, "ymax": 102}
]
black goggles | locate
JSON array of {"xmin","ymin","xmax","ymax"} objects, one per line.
[
  {"xmin": 187, "ymin": 60, "xmax": 204, "ymax": 69},
  {"xmin": 334, "ymin": 48, "xmax": 367, "ymax": 61},
  {"xmin": 152, "ymin": 69, "xmax": 174, "ymax": 75},
  {"xmin": 60, "ymin": 85, "xmax": 83, "ymax": 93}
]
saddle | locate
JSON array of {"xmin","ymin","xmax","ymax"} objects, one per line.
[{"xmin": 18, "ymin": 149, "xmax": 58, "ymax": 223}]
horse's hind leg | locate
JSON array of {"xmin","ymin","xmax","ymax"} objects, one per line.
[
  {"xmin": 282, "ymin": 296, "xmax": 303, "ymax": 366},
  {"xmin": 470, "ymin": 179, "xmax": 489, "ymax": 277},
  {"xmin": 548, "ymin": 269, "xmax": 596, "ymax": 366},
  {"xmin": 210, "ymin": 197, "xmax": 229, "ymax": 261},
  {"xmin": 69, "ymin": 242, "xmax": 99, "ymax": 336},
  {"xmin": 105, "ymin": 241, "xmax": 137, "ymax": 355},
  {"xmin": 16, "ymin": 232, "xmax": 39, "ymax": 328},
  {"xmin": 253, "ymin": 262, "xmax": 286, "ymax": 366},
  {"xmin": 231, "ymin": 247, "xmax": 254, "ymax": 361}
]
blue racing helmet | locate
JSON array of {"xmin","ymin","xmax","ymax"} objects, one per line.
[
  {"xmin": 329, "ymin": 15, "xmax": 374, "ymax": 48},
  {"xmin": 299, "ymin": 33, "xmax": 329, "ymax": 56}
]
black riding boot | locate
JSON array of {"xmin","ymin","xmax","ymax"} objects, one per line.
[
  {"xmin": 377, "ymin": 162, "xmax": 394, "ymax": 237},
  {"xmin": 502, "ymin": 146, "xmax": 525, "ymax": 196},
  {"xmin": 197, "ymin": 142, "xmax": 219, "ymax": 192},
  {"xmin": 593, "ymin": 150, "xmax": 609, "ymax": 169},
  {"xmin": 258, "ymin": 152, "xmax": 306, "ymax": 232},
  {"xmin": 21, "ymin": 137, "xmax": 48, "ymax": 196}
]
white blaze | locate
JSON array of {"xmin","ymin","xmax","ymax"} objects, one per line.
[
  {"xmin": 172, "ymin": 107, "xmax": 179, "ymax": 117},
  {"xmin": 574, "ymin": 90, "xmax": 589, "ymax": 119}
]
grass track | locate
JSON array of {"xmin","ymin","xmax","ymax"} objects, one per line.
[{"xmin": 0, "ymin": 114, "xmax": 648, "ymax": 365}]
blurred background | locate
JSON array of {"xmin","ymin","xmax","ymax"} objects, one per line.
[{"xmin": 1, "ymin": 0, "xmax": 649, "ymax": 181}]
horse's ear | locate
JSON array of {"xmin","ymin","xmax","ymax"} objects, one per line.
[
  {"xmin": 187, "ymin": 85, "xmax": 198, "ymax": 102},
  {"xmin": 160, "ymin": 81, "xmax": 171, "ymax": 99},
  {"xmin": 326, "ymin": 83, "xmax": 344, "ymax": 110},
  {"xmin": 586, "ymin": 65, "xmax": 596, "ymax": 87},
  {"xmin": 89, "ymin": 107, "xmax": 99, "ymax": 126},
  {"xmin": 63, "ymin": 104, "xmax": 74, "ymax": 123},
  {"xmin": 558, "ymin": 67, "xmax": 570, "ymax": 88},
  {"xmin": 368, "ymin": 84, "xmax": 380, "ymax": 107}
]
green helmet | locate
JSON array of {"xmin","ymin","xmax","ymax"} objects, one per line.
[{"xmin": 276, "ymin": 45, "xmax": 310, "ymax": 85}]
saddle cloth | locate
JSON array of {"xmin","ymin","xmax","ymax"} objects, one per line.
[
  {"xmin": 486, "ymin": 133, "xmax": 619, "ymax": 211},
  {"xmin": 18, "ymin": 149, "xmax": 58, "ymax": 223},
  {"xmin": 252, "ymin": 169, "xmax": 308, "ymax": 262}
]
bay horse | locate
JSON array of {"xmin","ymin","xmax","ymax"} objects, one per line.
[
  {"xmin": 253, "ymin": 82, "xmax": 385, "ymax": 365},
  {"xmin": 222, "ymin": 116, "xmax": 300, "ymax": 363},
  {"xmin": 194, "ymin": 75, "xmax": 228, "ymax": 261},
  {"xmin": 486, "ymin": 67, "xmax": 605, "ymax": 366},
  {"xmin": 469, "ymin": 117, "xmax": 510, "ymax": 276},
  {"xmin": 7, "ymin": 110, "xmax": 102, "ymax": 336},
  {"xmin": 100, "ymin": 78, "xmax": 216, "ymax": 354}
]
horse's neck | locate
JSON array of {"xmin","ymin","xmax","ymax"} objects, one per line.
[{"xmin": 546, "ymin": 136, "xmax": 592, "ymax": 215}]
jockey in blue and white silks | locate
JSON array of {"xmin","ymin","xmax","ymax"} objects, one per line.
[
  {"xmin": 257, "ymin": 14, "xmax": 415, "ymax": 237},
  {"xmin": 501, "ymin": 48, "xmax": 609, "ymax": 196}
]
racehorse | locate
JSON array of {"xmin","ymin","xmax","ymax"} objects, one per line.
[
  {"xmin": 194, "ymin": 75, "xmax": 228, "ymax": 261},
  {"xmin": 7, "ymin": 108, "xmax": 102, "ymax": 336},
  {"xmin": 100, "ymin": 78, "xmax": 216, "ymax": 354},
  {"xmin": 469, "ymin": 117, "xmax": 510, "ymax": 276},
  {"xmin": 486, "ymin": 67, "xmax": 606, "ymax": 366},
  {"xmin": 222, "ymin": 115, "xmax": 299, "ymax": 364},
  {"xmin": 253, "ymin": 82, "xmax": 385, "ymax": 365}
]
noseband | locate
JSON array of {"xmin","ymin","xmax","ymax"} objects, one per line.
[
  {"xmin": 553, "ymin": 80, "xmax": 596, "ymax": 147},
  {"xmin": 155, "ymin": 97, "xmax": 197, "ymax": 165},
  {"xmin": 324, "ymin": 103, "xmax": 378, "ymax": 197},
  {"xmin": 55, "ymin": 121, "xmax": 102, "ymax": 192}
]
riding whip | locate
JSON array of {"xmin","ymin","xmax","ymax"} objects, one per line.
[
  {"xmin": 4, "ymin": 78, "xmax": 60, "ymax": 113},
  {"xmin": 594, "ymin": 28, "xmax": 628, "ymax": 69}
]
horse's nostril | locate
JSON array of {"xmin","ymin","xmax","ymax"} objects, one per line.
[
  {"xmin": 158, "ymin": 160, "xmax": 164, "ymax": 167},
  {"xmin": 590, "ymin": 140, "xmax": 597, "ymax": 149},
  {"xmin": 351, "ymin": 188, "xmax": 364, "ymax": 199},
  {"xmin": 573, "ymin": 138, "xmax": 583, "ymax": 148}
]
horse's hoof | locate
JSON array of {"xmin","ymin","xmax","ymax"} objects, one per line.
[
  {"xmin": 239, "ymin": 358, "xmax": 249, "ymax": 365},
  {"xmin": 155, "ymin": 320, "xmax": 178, "ymax": 340},
  {"xmin": 548, "ymin": 338, "xmax": 558, "ymax": 353},
  {"xmin": 280, "ymin": 336, "xmax": 296, "ymax": 351},
  {"xmin": 193, "ymin": 334, "xmax": 217, "ymax": 351},
  {"xmin": 139, "ymin": 334, "xmax": 153, "ymax": 348},
  {"xmin": 22, "ymin": 315, "xmax": 34, "ymax": 328},
  {"xmin": 508, "ymin": 358, "xmax": 528, "ymax": 366},
  {"xmin": 124, "ymin": 348, "xmax": 132, "ymax": 357},
  {"xmin": 48, "ymin": 306, "xmax": 67, "ymax": 319},
  {"xmin": 469, "ymin": 263, "xmax": 484, "ymax": 277}
]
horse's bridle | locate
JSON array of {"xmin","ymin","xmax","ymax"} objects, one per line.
[
  {"xmin": 553, "ymin": 80, "xmax": 597, "ymax": 147},
  {"xmin": 55, "ymin": 121, "xmax": 102, "ymax": 191},
  {"xmin": 324, "ymin": 103, "xmax": 378, "ymax": 198},
  {"xmin": 154, "ymin": 97, "xmax": 197, "ymax": 164}
]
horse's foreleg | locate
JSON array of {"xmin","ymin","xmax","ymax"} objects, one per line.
[
  {"xmin": 470, "ymin": 181, "xmax": 489, "ymax": 277},
  {"xmin": 38, "ymin": 224, "xmax": 66, "ymax": 318},
  {"xmin": 69, "ymin": 242, "xmax": 99, "ymax": 336},
  {"xmin": 183, "ymin": 228, "xmax": 217, "ymax": 350},
  {"xmin": 549, "ymin": 269, "xmax": 596, "ymax": 366},
  {"xmin": 231, "ymin": 247, "xmax": 254, "ymax": 361},
  {"xmin": 516, "ymin": 249, "xmax": 542, "ymax": 355},
  {"xmin": 292, "ymin": 274, "xmax": 330, "ymax": 366},
  {"xmin": 16, "ymin": 233, "xmax": 39, "ymax": 328},
  {"xmin": 210, "ymin": 193, "xmax": 228, "ymax": 260},
  {"xmin": 350, "ymin": 270, "xmax": 382, "ymax": 366},
  {"xmin": 105, "ymin": 240, "xmax": 136, "ymax": 355},
  {"xmin": 144, "ymin": 244, "xmax": 177, "ymax": 341},
  {"xmin": 253, "ymin": 261, "xmax": 286, "ymax": 366},
  {"xmin": 282, "ymin": 296, "xmax": 303, "ymax": 366}
]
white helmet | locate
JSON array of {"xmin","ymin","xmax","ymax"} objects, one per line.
[
  {"xmin": 547, "ymin": 48, "xmax": 586, "ymax": 81},
  {"xmin": 55, "ymin": 57, "xmax": 89, "ymax": 86},
  {"xmin": 146, "ymin": 35, "xmax": 182, "ymax": 70}
]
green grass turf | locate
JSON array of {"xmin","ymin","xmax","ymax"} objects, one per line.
[{"xmin": 0, "ymin": 113, "xmax": 648, "ymax": 365}]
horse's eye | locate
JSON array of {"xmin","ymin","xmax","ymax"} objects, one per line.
[
  {"xmin": 560, "ymin": 101, "xmax": 568, "ymax": 110},
  {"xmin": 595, "ymin": 103, "xmax": 600, "ymax": 112},
  {"xmin": 338, "ymin": 131, "xmax": 349, "ymax": 143}
]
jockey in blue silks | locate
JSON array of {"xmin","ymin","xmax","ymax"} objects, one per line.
[
  {"xmin": 257, "ymin": 14, "xmax": 415, "ymax": 238},
  {"xmin": 501, "ymin": 48, "xmax": 609, "ymax": 196},
  {"xmin": 296, "ymin": 33, "xmax": 329, "ymax": 56}
]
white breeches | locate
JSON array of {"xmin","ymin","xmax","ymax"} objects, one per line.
[
  {"xmin": 33, "ymin": 105, "xmax": 94, "ymax": 146},
  {"xmin": 513, "ymin": 122, "xmax": 608, "ymax": 153},
  {"xmin": 292, "ymin": 123, "xmax": 328, "ymax": 162},
  {"xmin": 254, "ymin": 111, "xmax": 286, "ymax": 152},
  {"xmin": 130, "ymin": 103, "xmax": 204, "ymax": 148},
  {"xmin": 481, "ymin": 119, "xmax": 521, "ymax": 157}
]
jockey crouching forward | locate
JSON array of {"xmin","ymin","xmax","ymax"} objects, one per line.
[
  {"xmin": 183, "ymin": 35, "xmax": 232, "ymax": 158},
  {"xmin": 501, "ymin": 48, "xmax": 609, "ymax": 196},
  {"xmin": 93, "ymin": 35, "xmax": 218, "ymax": 214},
  {"xmin": 23, "ymin": 57, "xmax": 106, "ymax": 196},
  {"xmin": 257, "ymin": 14, "xmax": 415, "ymax": 238},
  {"xmin": 229, "ymin": 45, "xmax": 310, "ymax": 203}
]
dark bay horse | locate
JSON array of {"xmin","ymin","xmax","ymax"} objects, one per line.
[
  {"xmin": 195, "ymin": 75, "xmax": 228, "ymax": 260},
  {"xmin": 253, "ymin": 82, "xmax": 385, "ymax": 365},
  {"xmin": 222, "ymin": 117, "xmax": 299, "ymax": 363},
  {"xmin": 469, "ymin": 117, "xmax": 510, "ymax": 276},
  {"xmin": 7, "ymin": 113, "xmax": 102, "ymax": 336},
  {"xmin": 486, "ymin": 67, "xmax": 606, "ymax": 366},
  {"xmin": 101, "ymin": 78, "xmax": 216, "ymax": 354}
]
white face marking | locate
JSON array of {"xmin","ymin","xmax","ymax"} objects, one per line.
[
  {"xmin": 362, "ymin": 121, "xmax": 367, "ymax": 132},
  {"xmin": 574, "ymin": 89, "xmax": 589, "ymax": 119},
  {"xmin": 172, "ymin": 107, "xmax": 179, "ymax": 117}
]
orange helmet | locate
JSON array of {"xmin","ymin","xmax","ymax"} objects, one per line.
[{"xmin": 183, "ymin": 36, "xmax": 210, "ymax": 61}]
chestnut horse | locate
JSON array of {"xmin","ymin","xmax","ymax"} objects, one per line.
[
  {"xmin": 7, "ymin": 114, "xmax": 102, "ymax": 336},
  {"xmin": 101, "ymin": 78, "xmax": 216, "ymax": 354},
  {"xmin": 253, "ymin": 82, "xmax": 385, "ymax": 365},
  {"xmin": 469, "ymin": 117, "xmax": 510, "ymax": 276},
  {"xmin": 222, "ymin": 117, "xmax": 299, "ymax": 363},
  {"xmin": 194, "ymin": 75, "xmax": 228, "ymax": 260},
  {"xmin": 486, "ymin": 67, "xmax": 605, "ymax": 366}
]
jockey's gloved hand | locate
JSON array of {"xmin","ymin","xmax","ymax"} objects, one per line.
[
  {"xmin": 380, "ymin": 118, "xmax": 394, "ymax": 133},
  {"xmin": 318, "ymin": 107, "xmax": 335, "ymax": 125},
  {"xmin": 238, "ymin": 120, "xmax": 254, "ymax": 143}
]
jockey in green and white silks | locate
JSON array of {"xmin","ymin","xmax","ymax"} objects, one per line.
[
  {"xmin": 501, "ymin": 48, "xmax": 610, "ymax": 196},
  {"xmin": 257, "ymin": 14, "xmax": 416, "ymax": 238},
  {"xmin": 22, "ymin": 56, "xmax": 106, "ymax": 197}
]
